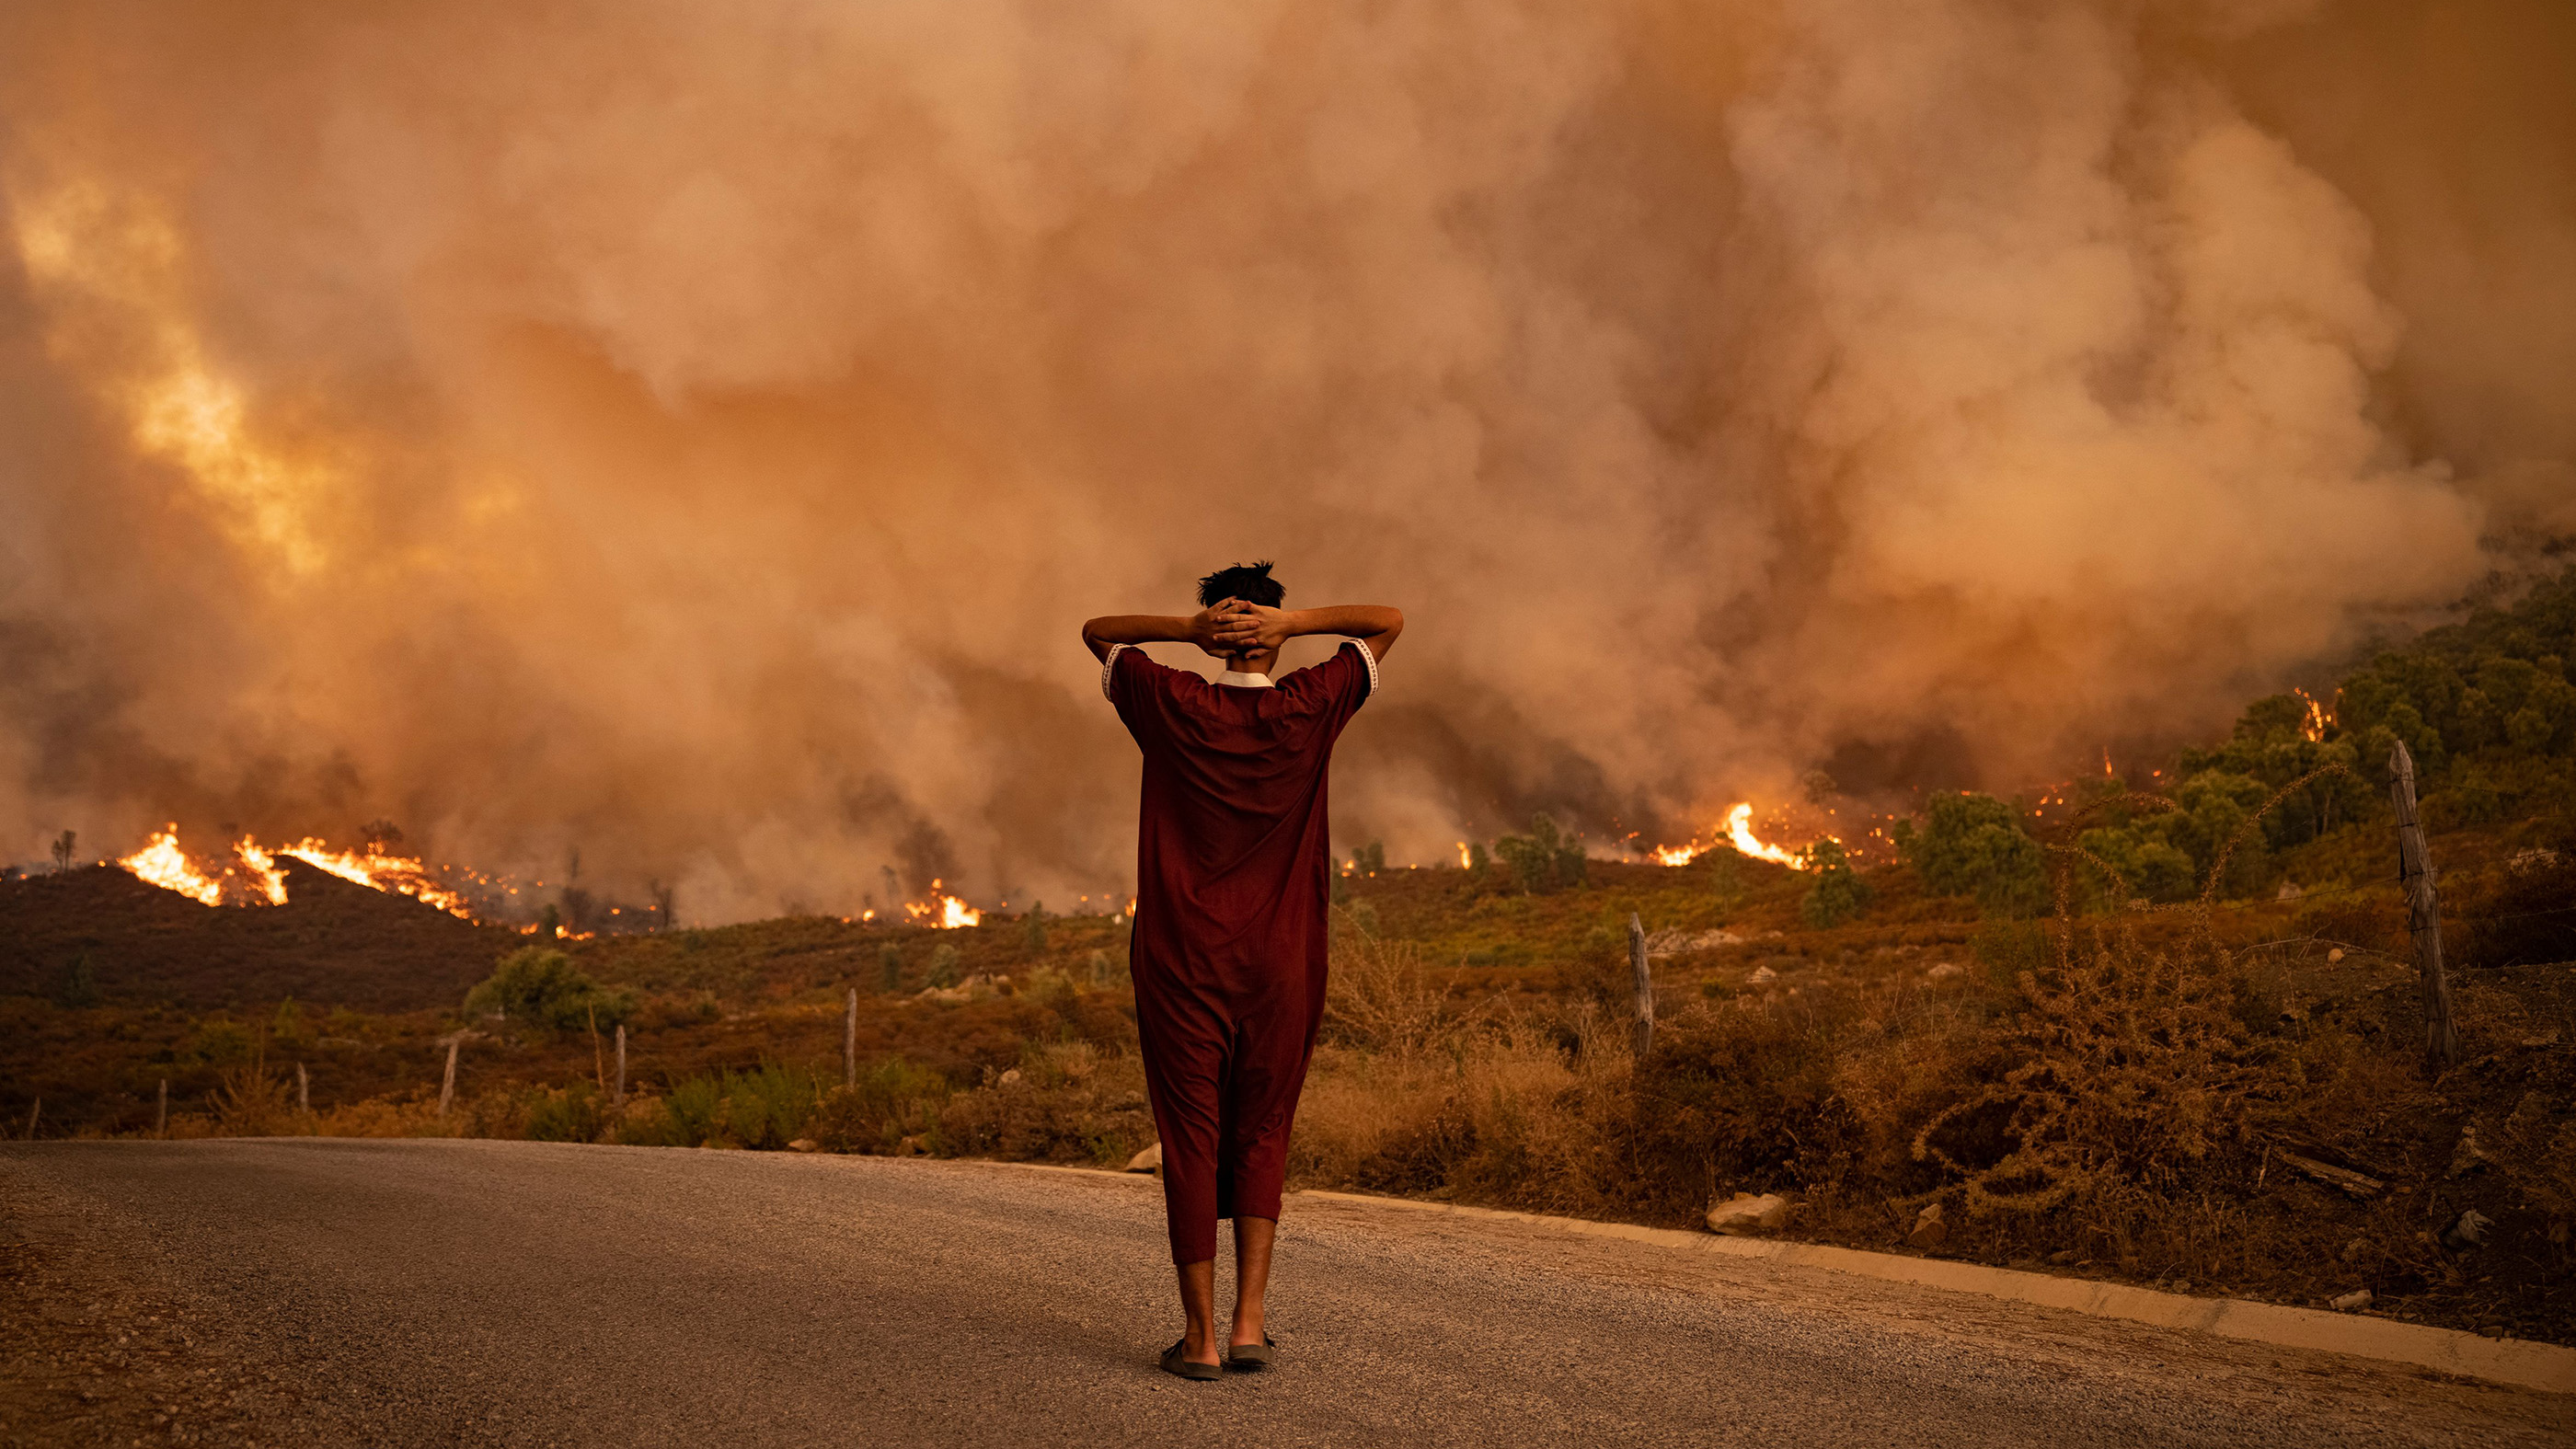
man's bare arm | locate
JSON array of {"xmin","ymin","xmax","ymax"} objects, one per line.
[
  {"xmin": 1080, "ymin": 606, "xmax": 1247, "ymax": 662},
  {"xmin": 1212, "ymin": 604, "xmax": 1404, "ymax": 661}
]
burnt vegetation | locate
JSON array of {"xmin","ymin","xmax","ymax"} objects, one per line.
[{"xmin": 6, "ymin": 569, "xmax": 2576, "ymax": 1344}]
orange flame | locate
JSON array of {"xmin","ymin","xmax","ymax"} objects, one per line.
[
  {"xmin": 1726, "ymin": 803, "xmax": 1811, "ymax": 870},
  {"xmin": 2293, "ymin": 687, "xmax": 2331, "ymax": 743},
  {"xmin": 274, "ymin": 839, "xmax": 474, "ymax": 917},
  {"xmin": 115, "ymin": 825, "xmax": 476, "ymax": 918},
  {"xmin": 1648, "ymin": 802, "xmax": 1817, "ymax": 870},
  {"xmin": 234, "ymin": 838, "xmax": 289, "ymax": 905},
  {"xmin": 119, "ymin": 826, "xmax": 224, "ymax": 906},
  {"xmin": 903, "ymin": 879, "xmax": 982, "ymax": 929}
]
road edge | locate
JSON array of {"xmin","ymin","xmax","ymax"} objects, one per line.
[{"xmin": 1294, "ymin": 1189, "xmax": 2576, "ymax": 1396}]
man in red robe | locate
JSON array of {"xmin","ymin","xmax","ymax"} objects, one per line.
[{"xmin": 1083, "ymin": 562, "xmax": 1403, "ymax": 1380}]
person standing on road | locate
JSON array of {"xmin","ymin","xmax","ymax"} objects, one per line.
[{"xmin": 1081, "ymin": 561, "xmax": 1402, "ymax": 1381}]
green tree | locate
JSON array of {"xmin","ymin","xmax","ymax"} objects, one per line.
[
  {"xmin": 1799, "ymin": 839, "xmax": 1873, "ymax": 928},
  {"xmin": 1349, "ymin": 841, "xmax": 1387, "ymax": 875},
  {"xmin": 1893, "ymin": 793, "xmax": 2045, "ymax": 916},
  {"xmin": 878, "ymin": 943, "xmax": 904, "ymax": 992},
  {"xmin": 464, "ymin": 948, "xmax": 633, "ymax": 1030},
  {"xmin": 1494, "ymin": 814, "xmax": 1589, "ymax": 894},
  {"xmin": 1022, "ymin": 902, "xmax": 1051, "ymax": 955},
  {"xmin": 926, "ymin": 943, "xmax": 960, "ymax": 988},
  {"xmin": 55, "ymin": 953, "xmax": 98, "ymax": 1008}
]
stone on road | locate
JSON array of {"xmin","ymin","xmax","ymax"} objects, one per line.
[{"xmin": 0, "ymin": 1140, "xmax": 2561, "ymax": 1446}]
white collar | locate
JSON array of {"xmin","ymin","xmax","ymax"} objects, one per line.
[{"xmin": 1214, "ymin": 669, "xmax": 1274, "ymax": 689}]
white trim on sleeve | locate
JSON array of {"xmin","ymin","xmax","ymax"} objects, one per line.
[
  {"xmin": 1100, "ymin": 642, "xmax": 1130, "ymax": 702},
  {"xmin": 1351, "ymin": 638, "xmax": 1380, "ymax": 698}
]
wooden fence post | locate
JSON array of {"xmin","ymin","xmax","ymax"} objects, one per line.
[
  {"xmin": 844, "ymin": 987, "xmax": 858, "ymax": 1090},
  {"xmin": 437, "ymin": 1034, "xmax": 463, "ymax": 1118},
  {"xmin": 613, "ymin": 1025, "xmax": 627, "ymax": 1108},
  {"xmin": 156, "ymin": 1077, "xmax": 168, "ymax": 1138},
  {"xmin": 1627, "ymin": 912, "xmax": 1654, "ymax": 1058},
  {"xmin": 295, "ymin": 1062, "xmax": 310, "ymax": 1115},
  {"xmin": 2388, "ymin": 740, "xmax": 2461, "ymax": 1066}
]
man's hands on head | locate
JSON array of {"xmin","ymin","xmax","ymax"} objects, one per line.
[
  {"xmin": 1209, "ymin": 603, "xmax": 1288, "ymax": 659},
  {"xmin": 1191, "ymin": 600, "xmax": 1256, "ymax": 661},
  {"xmin": 1081, "ymin": 600, "xmax": 1400, "ymax": 664}
]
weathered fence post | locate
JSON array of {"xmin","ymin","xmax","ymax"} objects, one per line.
[
  {"xmin": 156, "ymin": 1077, "xmax": 168, "ymax": 1138},
  {"xmin": 844, "ymin": 987, "xmax": 858, "ymax": 1091},
  {"xmin": 2388, "ymin": 740, "xmax": 2460, "ymax": 1066},
  {"xmin": 437, "ymin": 1034, "xmax": 463, "ymax": 1118},
  {"xmin": 613, "ymin": 1025, "xmax": 627, "ymax": 1108},
  {"xmin": 1627, "ymin": 912, "xmax": 1654, "ymax": 1058},
  {"xmin": 23, "ymin": 1098, "xmax": 38, "ymax": 1141},
  {"xmin": 295, "ymin": 1062, "xmax": 310, "ymax": 1114}
]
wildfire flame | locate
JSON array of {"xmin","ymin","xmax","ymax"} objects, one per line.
[
  {"xmin": 1648, "ymin": 802, "xmax": 1816, "ymax": 870},
  {"xmin": 1726, "ymin": 803, "xmax": 1811, "ymax": 869},
  {"xmin": 119, "ymin": 827, "xmax": 224, "ymax": 906},
  {"xmin": 2293, "ymin": 687, "xmax": 2331, "ymax": 743},
  {"xmin": 115, "ymin": 825, "xmax": 475, "ymax": 918},
  {"xmin": 274, "ymin": 839, "xmax": 473, "ymax": 917},
  {"xmin": 234, "ymin": 838, "xmax": 289, "ymax": 905},
  {"xmin": 903, "ymin": 879, "xmax": 983, "ymax": 929}
]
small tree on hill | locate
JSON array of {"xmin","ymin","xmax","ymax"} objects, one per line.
[
  {"xmin": 926, "ymin": 943, "xmax": 960, "ymax": 988},
  {"xmin": 879, "ymin": 943, "xmax": 904, "ymax": 992},
  {"xmin": 465, "ymin": 948, "xmax": 633, "ymax": 1030},
  {"xmin": 51, "ymin": 830, "xmax": 76, "ymax": 873},
  {"xmin": 1892, "ymin": 794, "xmax": 2045, "ymax": 916},
  {"xmin": 1799, "ymin": 840, "xmax": 1873, "ymax": 928},
  {"xmin": 1494, "ymin": 814, "xmax": 1588, "ymax": 894}
]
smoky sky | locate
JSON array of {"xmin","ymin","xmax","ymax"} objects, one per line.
[{"xmin": 3, "ymin": 0, "xmax": 2570, "ymax": 921}]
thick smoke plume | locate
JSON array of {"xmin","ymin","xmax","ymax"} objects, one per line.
[{"xmin": 3, "ymin": 1, "xmax": 2569, "ymax": 920}]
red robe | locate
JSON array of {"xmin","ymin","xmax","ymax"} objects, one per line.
[{"xmin": 1105, "ymin": 639, "xmax": 1376, "ymax": 1262}]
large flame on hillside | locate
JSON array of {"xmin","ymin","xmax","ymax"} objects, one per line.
[
  {"xmin": 119, "ymin": 827, "xmax": 225, "ymax": 906},
  {"xmin": 903, "ymin": 880, "xmax": 981, "ymax": 928},
  {"xmin": 116, "ymin": 825, "xmax": 476, "ymax": 918},
  {"xmin": 1650, "ymin": 803, "xmax": 1814, "ymax": 871}
]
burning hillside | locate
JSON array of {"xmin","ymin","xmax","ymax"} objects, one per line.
[{"xmin": 119, "ymin": 826, "xmax": 477, "ymax": 917}]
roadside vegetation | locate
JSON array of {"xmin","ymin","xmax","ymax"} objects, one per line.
[{"xmin": 7, "ymin": 569, "xmax": 2576, "ymax": 1344}]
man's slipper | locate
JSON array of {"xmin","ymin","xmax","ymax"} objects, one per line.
[
  {"xmin": 1159, "ymin": 1340, "xmax": 1222, "ymax": 1381},
  {"xmin": 1225, "ymin": 1334, "xmax": 1277, "ymax": 1371}
]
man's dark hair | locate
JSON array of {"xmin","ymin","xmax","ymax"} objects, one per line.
[{"xmin": 1197, "ymin": 560, "xmax": 1284, "ymax": 608}]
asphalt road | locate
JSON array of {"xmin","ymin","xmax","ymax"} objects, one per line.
[{"xmin": 1, "ymin": 1140, "xmax": 2563, "ymax": 1446}]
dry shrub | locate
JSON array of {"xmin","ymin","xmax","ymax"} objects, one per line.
[
  {"xmin": 933, "ymin": 1047, "xmax": 1150, "ymax": 1166},
  {"xmin": 1289, "ymin": 926, "xmax": 1631, "ymax": 1213},
  {"xmin": 209, "ymin": 1055, "xmax": 298, "ymax": 1136},
  {"xmin": 1917, "ymin": 924, "xmax": 2270, "ymax": 1218}
]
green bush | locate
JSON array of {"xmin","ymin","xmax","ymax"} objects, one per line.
[
  {"xmin": 1493, "ymin": 814, "xmax": 1588, "ymax": 894},
  {"xmin": 1799, "ymin": 840, "xmax": 1873, "ymax": 928},
  {"xmin": 523, "ymin": 1083, "xmax": 607, "ymax": 1143},
  {"xmin": 1893, "ymin": 794, "xmax": 2044, "ymax": 916},
  {"xmin": 808, "ymin": 1058, "xmax": 951, "ymax": 1153},
  {"xmin": 621, "ymin": 1063, "xmax": 820, "ymax": 1149},
  {"xmin": 879, "ymin": 943, "xmax": 903, "ymax": 992},
  {"xmin": 926, "ymin": 944, "xmax": 960, "ymax": 988},
  {"xmin": 465, "ymin": 948, "xmax": 634, "ymax": 1031}
]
